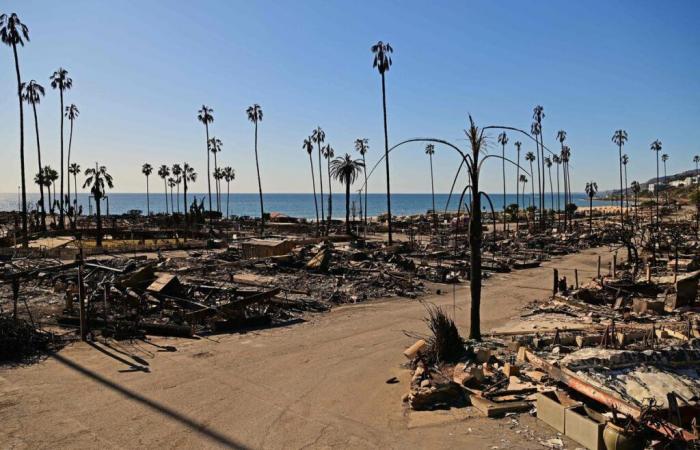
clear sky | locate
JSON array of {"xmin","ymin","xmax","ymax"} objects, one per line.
[{"xmin": 1, "ymin": 0, "xmax": 699, "ymax": 195}]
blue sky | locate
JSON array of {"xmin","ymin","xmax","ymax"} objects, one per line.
[{"xmin": 1, "ymin": 0, "xmax": 699, "ymax": 195}]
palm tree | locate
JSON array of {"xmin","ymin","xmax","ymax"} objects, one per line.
[
  {"xmin": 182, "ymin": 163, "xmax": 197, "ymax": 225},
  {"xmin": 425, "ymin": 144, "xmax": 437, "ymax": 227},
  {"xmin": 561, "ymin": 146, "xmax": 572, "ymax": 229},
  {"xmin": 650, "ymin": 140, "xmax": 662, "ymax": 227},
  {"xmin": 223, "ymin": 166, "xmax": 235, "ymax": 218},
  {"xmin": 585, "ymin": 181, "xmax": 598, "ymax": 233},
  {"xmin": 371, "ymin": 41, "xmax": 394, "ymax": 244},
  {"xmin": 44, "ymin": 166, "xmax": 59, "ymax": 212},
  {"xmin": 83, "ymin": 163, "xmax": 113, "ymax": 247},
  {"xmin": 34, "ymin": 169, "xmax": 50, "ymax": 214},
  {"xmin": 354, "ymin": 138, "xmax": 369, "ymax": 227},
  {"xmin": 311, "ymin": 127, "xmax": 326, "ymax": 230},
  {"xmin": 611, "ymin": 130, "xmax": 628, "ymax": 228},
  {"xmin": 213, "ymin": 168, "xmax": 224, "ymax": 215},
  {"xmin": 168, "ymin": 177, "xmax": 176, "ymax": 212},
  {"xmin": 50, "ymin": 67, "xmax": 72, "ymax": 229},
  {"xmin": 68, "ymin": 163, "xmax": 80, "ymax": 212},
  {"xmin": 142, "ymin": 163, "xmax": 153, "ymax": 216},
  {"xmin": 171, "ymin": 163, "xmax": 182, "ymax": 214},
  {"xmin": 21, "ymin": 80, "xmax": 47, "ymax": 231},
  {"xmin": 532, "ymin": 106, "xmax": 545, "ymax": 223},
  {"xmin": 246, "ymin": 104, "xmax": 265, "ymax": 234},
  {"xmin": 497, "ymin": 132, "xmax": 509, "ymax": 231},
  {"xmin": 514, "ymin": 141, "xmax": 522, "ymax": 228},
  {"xmin": 323, "ymin": 143, "xmax": 335, "ymax": 223},
  {"xmin": 631, "ymin": 180, "xmax": 640, "ymax": 227},
  {"xmin": 303, "ymin": 136, "xmax": 320, "ymax": 233},
  {"xmin": 661, "ymin": 153, "xmax": 669, "ymax": 183},
  {"xmin": 621, "ymin": 154, "xmax": 630, "ymax": 216},
  {"xmin": 197, "ymin": 105, "xmax": 214, "ymax": 215},
  {"xmin": 525, "ymin": 152, "xmax": 536, "ymax": 210},
  {"xmin": 208, "ymin": 137, "xmax": 223, "ymax": 212},
  {"xmin": 545, "ymin": 156, "xmax": 554, "ymax": 213},
  {"xmin": 1, "ymin": 13, "xmax": 30, "ymax": 246},
  {"xmin": 552, "ymin": 155, "xmax": 562, "ymax": 227},
  {"xmin": 158, "ymin": 165, "xmax": 170, "ymax": 214},
  {"xmin": 556, "ymin": 130, "xmax": 567, "ymax": 227},
  {"xmin": 330, "ymin": 154, "xmax": 365, "ymax": 235},
  {"xmin": 65, "ymin": 104, "xmax": 79, "ymax": 208},
  {"xmin": 519, "ymin": 175, "xmax": 528, "ymax": 207}
]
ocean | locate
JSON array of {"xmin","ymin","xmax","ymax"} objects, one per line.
[{"xmin": 0, "ymin": 192, "xmax": 616, "ymax": 219}]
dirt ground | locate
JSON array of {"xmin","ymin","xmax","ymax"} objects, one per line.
[{"xmin": 0, "ymin": 246, "xmax": 615, "ymax": 449}]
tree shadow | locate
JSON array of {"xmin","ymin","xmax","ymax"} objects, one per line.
[{"xmin": 50, "ymin": 351, "xmax": 248, "ymax": 449}]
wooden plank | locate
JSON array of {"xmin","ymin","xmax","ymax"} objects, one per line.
[{"xmin": 470, "ymin": 394, "xmax": 531, "ymax": 417}]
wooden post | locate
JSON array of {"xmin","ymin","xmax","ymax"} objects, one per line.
[
  {"xmin": 646, "ymin": 263, "xmax": 652, "ymax": 282},
  {"xmin": 553, "ymin": 268, "xmax": 559, "ymax": 295},
  {"xmin": 574, "ymin": 269, "xmax": 579, "ymax": 289},
  {"xmin": 597, "ymin": 255, "xmax": 601, "ymax": 278},
  {"xmin": 612, "ymin": 253, "xmax": 617, "ymax": 279}
]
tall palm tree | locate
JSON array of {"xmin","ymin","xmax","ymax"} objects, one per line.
[
  {"xmin": 514, "ymin": 141, "xmax": 522, "ymax": 227},
  {"xmin": 213, "ymin": 168, "xmax": 224, "ymax": 215},
  {"xmin": 171, "ymin": 163, "xmax": 182, "ymax": 214},
  {"xmin": 197, "ymin": 105, "xmax": 214, "ymax": 215},
  {"xmin": 1, "ymin": 13, "xmax": 30, "ymax": 246},
  {"xmin": 552, "ymin": 155, "xmax": 562, "ymax": 227},
  {"xmin": 425, "ymin": 144, "xmax": 437, "ymax": 227},
  {"xmin": 650, "ymin": 140, "xmax": 662, "ymax": 227},
  {"xmin": 168, "ymin": 177, "xmax": 176, "ymax": 212},
  {"xmin": 304, "ymin": 136, "xmax": 320, "ymax": 233},
  {"xmin": 311, "ymin": 127, "xmax": 326, "ymax": 229},
  {"xmin": 611, "ymin": 129, "xmax": 628, "ymax": 228},
  {"xmin": 246, "ymin": 104, "xmax": 265, "ymax": 234},
  {"xmin": 561, "ymin": 146, "xmax": 572, "ymax": 229},
  {"xmin": 585, "ymin": 181, "xmax": 598, "ymax": 233},
  {"xmin": 354, "ymin": 138, "xmax": 369, "ymax": 227},
  {"xmin": 621, "ymin": 154, "xmax": 630, "ymax": 216},
  {"xmin": 371, "ymin": 41, "xmax": 394, "ymax": 244},
  {"xmin": 68, "ymin": 163, "xmax": 80, "ymax": 211},
  {"xmin": 497, "ymin": 132, "xmax": 509, "ymax": 231},
  {"xmin": 323, "ymin": 143, "xmax": 335, "ymax": 223},
  {"xmin": 83, "ymin": 163, "xmax": 113, "ymax": 247},
  {"xmin": 545, "ymin": 156, "xmax": 554, "ymax": 213},
  {"xmin": 330, "ymin": 154, "xmax": 365, "ymax": 235},
  {"xmin": 525, "ymin": 152, "xmax": 536, "ymax": 210},
  {"xmin": 519, "ymin": 175, "xmax": 528, "ymax": 208},
  {"xmin": 556, "ymin": 130, "xmax": 567, "ymax": 227},
  {"xmin": 208, "ymin": 137, "xmax": 223, "ymax": 212},
  {"xmin": 21, "ymin": 80, "xmax": 47, "ymax": 230},
  {"xmin": 158, "ymin": 165, "xmax": 170, "ymax": 214},
  {"xmin": 223, "ymin": 166, "xmax": 235, "ymax": 218},
  {"xmin": 182, "ymin": 163, "xmax": 197, "ymax": 225},
  {"xmin": 50, "ymin": 67, "xmax": 72, "ymax": 229},
  {"xmin": 65, "ymin": 103, "xmax": 79, "ymax": 207},
  {"xmin": 142, "ymin": 163, "xmax": 153, "ymax": 216},
  {"xmin": 532, "ymin": 106, "xmax": 545, "ymax": 223}
]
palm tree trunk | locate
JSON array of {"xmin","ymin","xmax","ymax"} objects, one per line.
[
  {"xmin": 381, "ymin": 73, "xmax": 393, "ymax": 245},
  {"xmin": 31, "ymin": 102, "xmax": 47, "ymax": 231},
  {"xmin": 624, "ymin": 164, "xmax": 629, "ymax": 223},
  {"xmin": 345, "ymin": 179, "xmax": 351, "ymax": 235},
  {"xmin": 529, "ymin": 162, "xmax": 535, "ymax": 211},
  {"xmin": 317, "ymin": 142, "xmax": 325, "ymax": 232},
  {"xmin": 556, "ymin": 164, "xmax": 561, "ymax": 227},
  {"xmin": 501, "ymin": 143, "xmax": 507, "ymax": 232},
  {"xmin": 213, "ymin": 152, "xmax": 220, "ymax": 213},
  {"xmin": 146, "ymin": 176, "xmax": 150, "ymax": 216},
  {"xmin": 12, "ymin": 43, "xmax": 28, "ymax": 247},
  {"xmin": 563, "ymin": 161, "xmax": 569, "ymax": 229},
  {"xmin": 74, "ymin": 174, "xmax": 78, "ymax": 211},
  {"xmin": 548, "ymin": 165, "xmax": 554, "ymax": 216},
  {"xmin": 183, "ymin": 177, "xmax": 188, "ymax": 225},
  {"xmin": 309, "ymin": 153, "xmax": 320, "ymax": 235},
  {"xmin": 95, "ymin": 194, "xmax": 102, "ymax": 247},
  {"xmin": 205, "ymin": 124, "xmax": 212, "ymax": 226},
  {"xmin": 254, "ymin": 122, "xmax": 264, "ymax": 235},
  {"xmin": 327, "ymin": 156, "xmax": 333, "ymax": 226},
  {"xmin": 362, "ymin": 154, "xmax": 368, "ymax": 230},
  {"xmin": 58, "ymin": 90, "xmax": 65, "ymax": 229},
  {"xmin": 515, "ymin": 149, "xmax": 520, "ymax": 232},
  {"xmin": 67, "ymin": 119, "xmax": 73, "ymax": 215},
  {"xmin": 535, "ymin": 146, "xmax": 542, "ymax": 225},
  {"xmin": 655, "ymin": 154, "xmax": 660, "ymax": 228},
  {"xmin": 429, "ymin": 152, "xmax": 436, "ymax": 231},
  {"xmin": 468, "ymin": 158, "xmax": 482, "ymax": 340},
  {"xmin": 163, "ymin": 179, "xmax": 168, "ymax": 215},
  {"xmin": 589, "ymin": 196, "xmax": 593, "ymax": 233},
  {"xmin": 226, "ymin": 181, "xmax": 230, "ymax": 218},
  {"xmin": 540, "ymin": 133, "xmax": 546, "ymax": 226},
  {"xmin": 618, "ymin": 144, "xmax": 624, "ymax": 229}
]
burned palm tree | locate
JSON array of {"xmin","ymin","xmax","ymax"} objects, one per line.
[
  {"xmin": 303, "ymin": 136, "xmax": 320, "ymax": 233},
  {"xmin": 650, "ymin": 140, "xmax": 662, "ymax": 226},
  {"xmin": 21, "ymin": 80, "xmax": 47, "ymax": 230},
  {"xmin": 545, "ymin": 156, "xmax": 553, "ymax": 215},
  {"xmin": 612, "ymin": 129, "xmax": 628, "ymax": 229},
  {"xmin": 223, "ymin": 166, "xmax": 235, "ymax": 218},
  {"xmin": 246, "ymin": 104, "xmax": 265, "ymax": 234},
  {"xmin": 68, "ymin": 163, "xmax": 80, "ymax": 212},
  {"xmin": 425, "ymin": 143, "xmax": 437, "ymax": 228},
  {"xmin": 525, "ymin": 151, "xmax": 536, "ymax": 211},
  {"xmin": 83, "ymin": 164, "xmax": 113, "ymax": 247},
  {"xmin": 631, "ymin": 180, "xmax": 640, "ymax": 228},
  {"xmin": 552, "ymin": 155, "xmax": 562, "ymax": 227},
  {"xmin": 532, "ymin": 106, "xmax": 545, "ymax": 224},
  {"xmin": 208, "ymin": 137, "xmax": 223, "ymax": 213},
  {"xmin": 182, "ymin": 163, "xmax": 197, "ymax": 225},
  {"xmin": 621, "ymin": 154, "xmax": 630, "ymax": 217},
  {"xmin": 330, "ymin": 153, "xmax": 365, "ymax": 235},
  {"xmin": 171, "ymin": 163, "xmax": 182, "ymax": 214},
  {"xmin": 65, "ymin": 104, "xmax": 79, "ymax": 205},
  {"xmin": 585, "ymin": 181, "xmax": 598, "ymax": 233},
  {"xmin": 514, "ymin": 141, "xmax": 522, "ymax": 229},
  {"xmin": 556, "ymin": 130, "xmax": 567, "ymax": 227},
  {"xmin": 354, "ymin": 138, "xmax": 369, "ymax": 228}
]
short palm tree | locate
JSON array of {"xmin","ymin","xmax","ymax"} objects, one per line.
[
  {"xmin": 425, "ymin": 144, "xmax": 436, "ymax": 226},
  {"xmin": 311, "ymin": 127, "xmax": 326, "ymax": 229},
  {"xmin": 525, "ymin": 151, "xmax": 536, "ymax": 210},
  {"xmin": 560, "ymin": 146, "xmax": 572, "ymax": 228},
  {"xmin": 197, "ymin": 105, "xmax": 214, "ymax": 214},
  {"xmin": 497, "ymin": 132, "xmax": 509, "ymax": 231},
  {"xmin": 50, "ymin": 67, "xmax": 72, "ymax": 229},
  {"xmin": 611, "ymin": 129, "xmax": 628, "ymax": 228},
  {"xmin": 650, "ymin": 140, "xmax": 663, "ymax": 226},
  {"xmin": 545, "ymin": 156, "xmax": 553, "ymax": 212},
  {"xmin": 246, "ymin": 104, "xmax": 265, "ymax": 233},
  {"xmin": 65, "ymin": 104, "xmax": 79, "ymax": 206},
  {"xmin": 213, "ymin": 167, "xmax": 224, "ymax": 214},
  {"xmin": 44, "ymin": 166, "xmax": 59, "ymax": 212},
  {"xmin": 585, "ymin": 181, "xmax": 598, "ymax": 233},
  {"xmin": 323, "ymin": 143, "xmax": 335, "ymax": 223},
  {"xmin": 168, "ymin": 177, "xmax": 176, "ymax": 211},
  {"xmin": 182, "ymin": 163, "xmax": 197, "ymax": 225},
  {"xmin": 158, "ymin": 165, "xmax": 170, "ymax": 214},
  {"xmin": 142, "ymin": 163, "xmax": 153, "ymax": 216},
  {"xmin": 519, "ymin": 175, "xmax": 528, "ymax": 208},
  {"xmin": 21, "ymin": 79, "xmax": 47, "ymax": 230},
  {"xmin": 371, "ymin": 41, "xmax": 394, "ymax": 243},
  {"xmin": 208, "ymin": 137, "xmax": 223, "ymax": 212},
  {"xmin": 354, "ymin": 138, "xmax": 369, "ymax": 227},
  {"xmin": 68, "ymin": 163, "xmax": 80, "ymax": 211},
  {"xmin": 171, "ymin": 163, "xmax": 182, "ymax": 214},
  {"xmin": 630, "ymin": 180, "xmax": 640, "ymax": 227},
  {"xmin": 330, "ymin": 154, "xmax": 365, "ymax": 235},
  {"xmin": 223, "ymin": 166, "xmax": 235, "ymax": 218},
  {"xmin": 1, "ymin": 12, "xmax": 30, "ymax": 246},
  {"xmin": 552, "ymin": 155, "xmax": 562, "ymax": 225},
  {"xmin": 83, "ymin": 164, "xmax": 113, "ymax": 247},
  {"xmin": 621, "ymin": 154, "xmax": 629, "ymax": 215},
  {"xmin": 304, "ymin": 136, "xmax": 320, "ymax": 233},
  {"xmin": 661, "ymin": 153, "xmax": 669, "ymax": 183},
  {"xmin": 34, "ymin": 169, "xmax": 50, "ymax": 213}
]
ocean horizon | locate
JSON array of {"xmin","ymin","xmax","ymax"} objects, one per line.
[{"xmin": 0, "ymin": 192, "xmax": 617, "ymax": 219}]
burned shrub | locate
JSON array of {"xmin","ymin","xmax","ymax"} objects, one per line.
[
  {"xmin": 422, "ymin": 303, "xmax": 465, "ymax": 364},
  {"xmin": 0, "ymin": 316, "xmax": 57, "ymax": 364}
]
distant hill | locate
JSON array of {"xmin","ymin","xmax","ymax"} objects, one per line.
[{"xmin": 600, "ymin": 167, "xmax": 697, "ymax": 195}]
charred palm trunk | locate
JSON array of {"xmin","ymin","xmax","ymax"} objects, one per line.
[
  {"xmin": 429, "ymin": 152, "xmax": 436, "ymax": 232},
  {"xmin": 317, "ymin": 142, "xmax": 325, "ymax": 233},
  {"xmin": 345, "ymin": 179, "xmax": 351, "ymax": 235},
  {"xmin": 589, "ymin": 196, "xmax": 593, "ymax": 233},
  {"xmin": 327, "ymin": 156, "xmax": 333, "ymax": 226},
  {"xmin": 501, "ymin": 143, "xmax": 507, "ymax": 233},
  {"xmin": 67, "ymin": 119, "xmax": 73, "ymax": 218},
  {"xmin": 618, "ymin": 144, "xmax": 624, "ymax": 230},
  {"xmin": 12, "ymin": 44, "xmax": 28, "ymax": 247},
  {"xmin": 381, "ymin": 73, "xmax": 393, "ymax": 245},
  {"xmin": 309, "ymin": 153, "xmax": 320, "ymax": 235},
  {"xmin": 515, "ymin": 149, "xmax": 520, "ymax": 233},
  {"xmin": 362, "ymin": 154, "xmax": 368, "ymax": 230},
  {"xmin": 469, "ymin": 158, "xmax": 482, "ymax": 341},
  {"xmin": 95, "ymin": 193, "xmax": 103, "ymax": 247},
  {"xmin": 59, "ymin": 89, "xmax": 65, "ymax": 230},
  {"xmin": 254, "ymin": 121, "xmax": 265, "ymax": 235},
  {"xmin": 205, "ymin": 123, "xmax": 212, "ymax": 228}
]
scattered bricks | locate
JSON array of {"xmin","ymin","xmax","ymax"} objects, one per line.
[{"xmin": 403, "ymin": 339, "xmax": 426, "ymax": 359}]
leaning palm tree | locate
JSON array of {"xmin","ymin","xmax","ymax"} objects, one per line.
[
  {"xmin": 197, "ymin": 105, "xmax": 214, "ymax": 214},
  {"xmin": 68, "ymin": 163, "xmax": 80, "ymax": 212},
  {"xmin": 222, "ymin": 166, "xmax": 235, "ymax": 218},
  {"xmin": 323, "ymin": 143, "xmax": 335, "ymax": 223},
  {"xmin": 354, "ymin": 138, "xmax": 369, "ymax": 227},
  {"xmin": 425, "ymin": 144, "xmax": 437, "ymax": 227},
  {"xmin": 545, "ymin": 156, "xmax": 554, "ymax": 213},
  {"xmin": 142, "ymin": 163, "xmax": 153, "ymax": 216},
  {"xmin": 208, "ymin": 137, "xmax": 223, "ymax": 212},
  {"xmin": 650, "ymin": 140, "xmax": 663, "ymax": 227},
  {"xmin": 611, "ymin": 129, "xmax": 628, "ymax": 229},
  {"xmin": 158, "ymin": 165, "xmax": 170, "ymax": 214},
  {"xmin": 304, "ymin": 136, "xmax": 320, "ymax": 233},
  {"xmin": 171, "ymin": 163, "xmax": 182, "ymax": 214},
  {"xmin": 83, "ymin": 164, "xmax": 113, "ymax": 247},
  {"xmin": 371, "ymin": 41, "xmax": 394, "ymax": 244},
  {"xmin": 585, "ymin": 181, "xmax": 598, "ymax": 233},
  {"xmin": 65, "ymin": 104, "xmax": 79, "ymax": 206},
  {"xmin": 497, "ymin": 132, "xmax": 509, "ymax": 231},
  {"xmin": 621, "ymin": 154, "xmax": 630, "ymax": 216},
  {"xmin": 246, "ymin": 104, "xmax": 265, "ymax": 234},
  {"xmin": 21, "ymin": 80, "xmax": 47, "ymax": 230},
  {"xmin": 330, "ymin": 153, "xmax": 365, "ymax": 235},
  {"xmin": 311, "ymin": 127, "xmax": 326, "ymax": 229},
  {"xmin": 181, "ymin": 163, "xmax": 197, "ymax": 225},
  {"xmin": 525, "ymin": 152, "xmax": 536, "ymax": 210},
  {"xmin": 50, "ymin": 67, "xmax": 72, "ymax": 229},
  {"xmin": 1, "ymin": 13, "xmax": 30, "ymax": 246}
]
